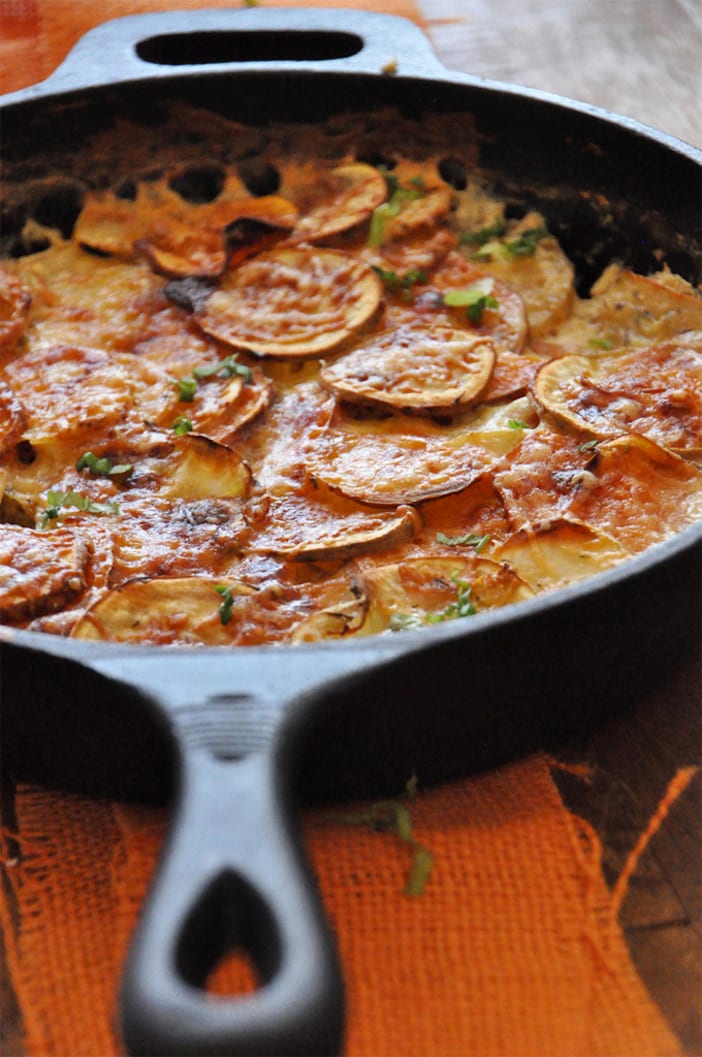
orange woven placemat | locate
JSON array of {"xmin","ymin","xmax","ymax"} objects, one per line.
[
  {"xmin": 1, "ymin": 756, "xmax": 685, "ymax": 1057},
  {"xmin": 0, "ymin": 3, "xmax": 689, "ymax": 1054}
]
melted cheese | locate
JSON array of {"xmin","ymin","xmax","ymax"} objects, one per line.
[{"xmin": 1, "ymin": 105, "xmax": 700, "ymax": 642}]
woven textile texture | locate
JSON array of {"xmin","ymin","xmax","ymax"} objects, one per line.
[{"xmin": 1, "ymin": 755, "xmax": 683, "ymax": 1057}]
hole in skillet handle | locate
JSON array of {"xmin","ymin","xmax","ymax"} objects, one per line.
[{"xmin": 136, "ymin": 30, "xmax": 364, "ymax": 66}]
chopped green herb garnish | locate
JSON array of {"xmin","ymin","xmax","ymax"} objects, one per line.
[
  {"xmin": 41, "ymin": 490, "xmax": 119, "ymax": 527},
  {"xmin": 443, "ymin": 279, "xmax": 499, "ymax": 323},
  {"xmin": 471, "ymin": 224, "xmax": 548, "ymax": 262},
  {"xmin": 504, "ymin": 225, "xmax": 548, "ymax": 257},
  {"xmin": 425, "ymin": 575, "xmax": 477, "ymax": 622},
  {"xmin": 372, "ymin": 265, "xmax": 428, "ymax": 300},
  {"xmin": 368, "ymin": 177, "xmax": 425, "ymax": 247},
  {"xmin": 578, "ymin": 438, "xmax": 601, "ymax": 453},
  {"xmin": 172, "ymin": 417, "xmax": 193, "ymax": 435},
  {"xmin": 435, "ymin": 531, "xmax": 490, "ymax": 552},
  {"xmin": 76, "ymin": 451, "xmax": 133, "ymax": 479},
  {"xmin": 215, "ymin": 584, "xmax": 235, "ymax": 625},
  {"xmin": 175, "ymin": 376, "xmax": 198, "ymax": 402},
  {"xmin": 391, "ymin": 573, "xmax": 478, "ymax": 631},
  {"xmin": 588, "ymin": 338, "xmax": 613, "ymax": 350},
  {"xmin": 389, "ymin": 611, "xmax": 426, "ymax": 631},
  {"xmin": 507, "ymin": 418, "xmax": 530, "ymax": 429},
  {"xmin": 459, "ymin": 220, "xmax": 507, "ymax": 246},
  {"xmin": 192, "ymin": 354, "xmax": 252, "ymax": 383},
  {"xmin": 328, "ymin": 796, "xmax": 434, "ymax": 897}
]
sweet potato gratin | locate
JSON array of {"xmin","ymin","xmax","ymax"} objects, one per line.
[{"xmin": 1, "ymin": 106, "xmax": 701, "ymax": 645}]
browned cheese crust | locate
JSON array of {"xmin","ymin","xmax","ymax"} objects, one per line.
[{"xmin": 1, "ymin": 106, "xmax": 700, "ymax": 644}]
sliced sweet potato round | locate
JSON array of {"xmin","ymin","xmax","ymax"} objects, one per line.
[
  {"xmin": 196, "ymin": 247, "xmax": 383, "ymax": 358},
  {"xmin": 495, "ymin": 517, "xmax": 629, "ymax": 592},
  {"xmin": 291, "ymin": 163, "xmax": 388, "ymax": 243},
  {"xmin": 305, "ymin": 414, "xmax": 502, "ymax": 506},
  {"xmin": 0, "ymin": 523, "xmax": 92, "ymax": 623},
  {"xmin": 356, "ymin": 554, "xmax": 533, "ymax": 634},
  {"xmin": 157, "ymin": 359, "xmax": 272, "ymax": 445},
  {"xmin": 553, "ymin": 265, "xmax": 702, "ymax": 351},
  {"xmin": 565, "ymin": 434, "xmax": 702, "ymax": 553},
  {"xmin": 431, "ymin": 252, "xmax": 528, "ymax": 355},
  {"xmin": 320, "ymin": 319, "xmax": 495, "ymax": 415},
  {"xmin": 71, "ymin": 576, "xmax": 256, "ymax": 645},
  {"xmin": 249, "ymin": 494, "xmax": 420, "ymax": 561},
  {"xmin": 138, "ymin": 195, "xmax": 300, "ymax": 278},
  {"xmin": 74, "ymin": 192, "xmax": 140, "ymax": 258},
  {"xmin": 141, "ymin": 432, "xmax": 252, "ymax": 501},
  {"xmin": 467, "ymin": 213, "xmax": 575, "ymax": 338},
  {"xmin": 289, "ymin": 582, "xmax": 368, "ymax": 643},
  {"xmin": 534, "ymin": 333, "xmax": 702, "ymax": 455}
]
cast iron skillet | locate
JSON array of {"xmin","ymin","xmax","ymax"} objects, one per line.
[{"xmin": 1, "ymin": 9, "xmax": 701, "ymax": 1056}]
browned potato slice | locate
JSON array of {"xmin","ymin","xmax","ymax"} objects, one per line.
[
  {"xmin": 377, "ymin": 184, "xmax": 453, "ymax": 244},
  {"xmin": 466, "ymin": 213, "xmax": 575, "ymax": 337},
  {"xmin": 306, "ymin": 422, "xmax": 497, "ymax": 506},
  {"xmin": 305, "ymin": 397, "xmax": 526, "ymax": 506},
  {"xmin": 76, "ymin": 182, "xmax": 299, "ymax": 277},
  {"xmin": 0, "ymin": 523, "xmax": 91, "ymax": 623},
  {"xmin": 479, "ymin": 348, "xmax": 545, "ymax": 403},
  {"xmin": 138, "ymin": 195, "xmax": 300, "ymax": 278},
  {"xmin": 356, "ymin": 554, "xmax": 533, "ymax": 634},
  {"xmin": 140, "ymin": 432, "xmax": 251, "ymax": 501},
  {"xmin": 137, "ymin": 215, "xmax": 230, "ymax": 278},
  {"xmin": 73, "ymin": 574, "xmax": 333, "ymax": 646},
  {"xmin": 107, "ymin": 496, "xmax": 247, "ymax": 584},
  {"xmin": 565, "ymin": 434, "xmax": 702, "ymax": 553},
  {"xmin": 553, "ymin": 265, "xmax": 702, "ymax": 350},
  {"xmin": 289, "ymin": 583, "xmax": 368, "ymax": 643},
  {"xmin": 495, "ymin": 518, "xmax": 629, "ymax": 592},
  {"xmin": 71, "ymin": 576, "xmax": 256, "ymax": 645},
  {"xmin": 3, "ymin": 344, "xmax": 170, "ymax": 449},
  {"xmin": 291, "ymin": 163, "xmax": 388, "ymax": 242},
  {"xmin": 156, "ymin": 361, "xmax": 272, "ymax": 445},
  {"xmin": 74, "ymin": 192, "xmax": 140, "ymax": 257},
  {"xmin": 249, "ymin": 494, "xmax": 420, "ymax": 560},
  {"xmin": 431, "ymin": 251, "xmax": 528, "ymax": 355},
  {"xmin": 0, "ymin": 267, "xmax": 32, "ymax": 357},
  {"xmin": 534, "ymin": 333, "xmax": 702, "ymax": 455},
  {"xmin": 320, "ymin": 319, "xmax": 495, "ymax": 415},
  {"xmin": 196, "ymin": 248, "xmax": 382, "ymax": 358}
]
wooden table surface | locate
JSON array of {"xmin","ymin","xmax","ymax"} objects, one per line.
[{"xmin": 417, "ymin": 2, "xmax": 702, "ymax": 1052}]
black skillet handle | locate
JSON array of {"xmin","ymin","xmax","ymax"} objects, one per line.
[
  {"xmin": 119, "ymin": 732, "xmax": 344, "ymax": 1057},
  {"xmin": 13, "ymin": 6, "xmax": 446, "ymax": 100}
]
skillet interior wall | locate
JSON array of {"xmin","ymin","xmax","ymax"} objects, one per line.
[{"xmin": 2, "ymin": 71, "xmax": 701, "ymax": 288}]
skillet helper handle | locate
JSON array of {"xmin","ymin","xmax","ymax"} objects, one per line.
[
  {"xmin": 119, "ymin": 743, "xmax": 344, "ymax": 1057},
  {"xmin": 21, "ymin": 7, "xmax": 445, "ymax": 97}
]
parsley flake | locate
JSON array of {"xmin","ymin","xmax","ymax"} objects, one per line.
[
  {"xmin": 215, "ymin": 584, "xmax": 235, "ymax": 625},
  {"xmin": 328, "ymin": 796, "xmax": 435, "ymax": 897},
  {"xmin": 390, "ymin": 573, "xmax": 478, "ymax": 630},
  {"xmin": 172, "ymin": 417, "xmax": 193, "ymax": 435},
  {"xmin": 175, "ymin": 376, "xmax": 198, "ymax": 402},
  {"xmin": 435, "ymin": 531, "xmax": 490, "ymax": 552},
  {"xmin": 192, "ymin": 354, "xmax": 252, "ymax": 383},
  {"xmin": 443, "ymin": 279, "xmax": 499, "ymax": 323},
  {"xmin": 372, "ymin": 265, "xmax": 428, "ymax": 300},
  {"xmin": 76, "ymin": 451, "xmax": 133, "ymax": 479},
  {"xmin": 368, "ymin": 177, "xmax": 425, "ymax": 247},
  {"xmin": 41, "ymin": 490, "xmax": 119, "ymax": 527}
]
